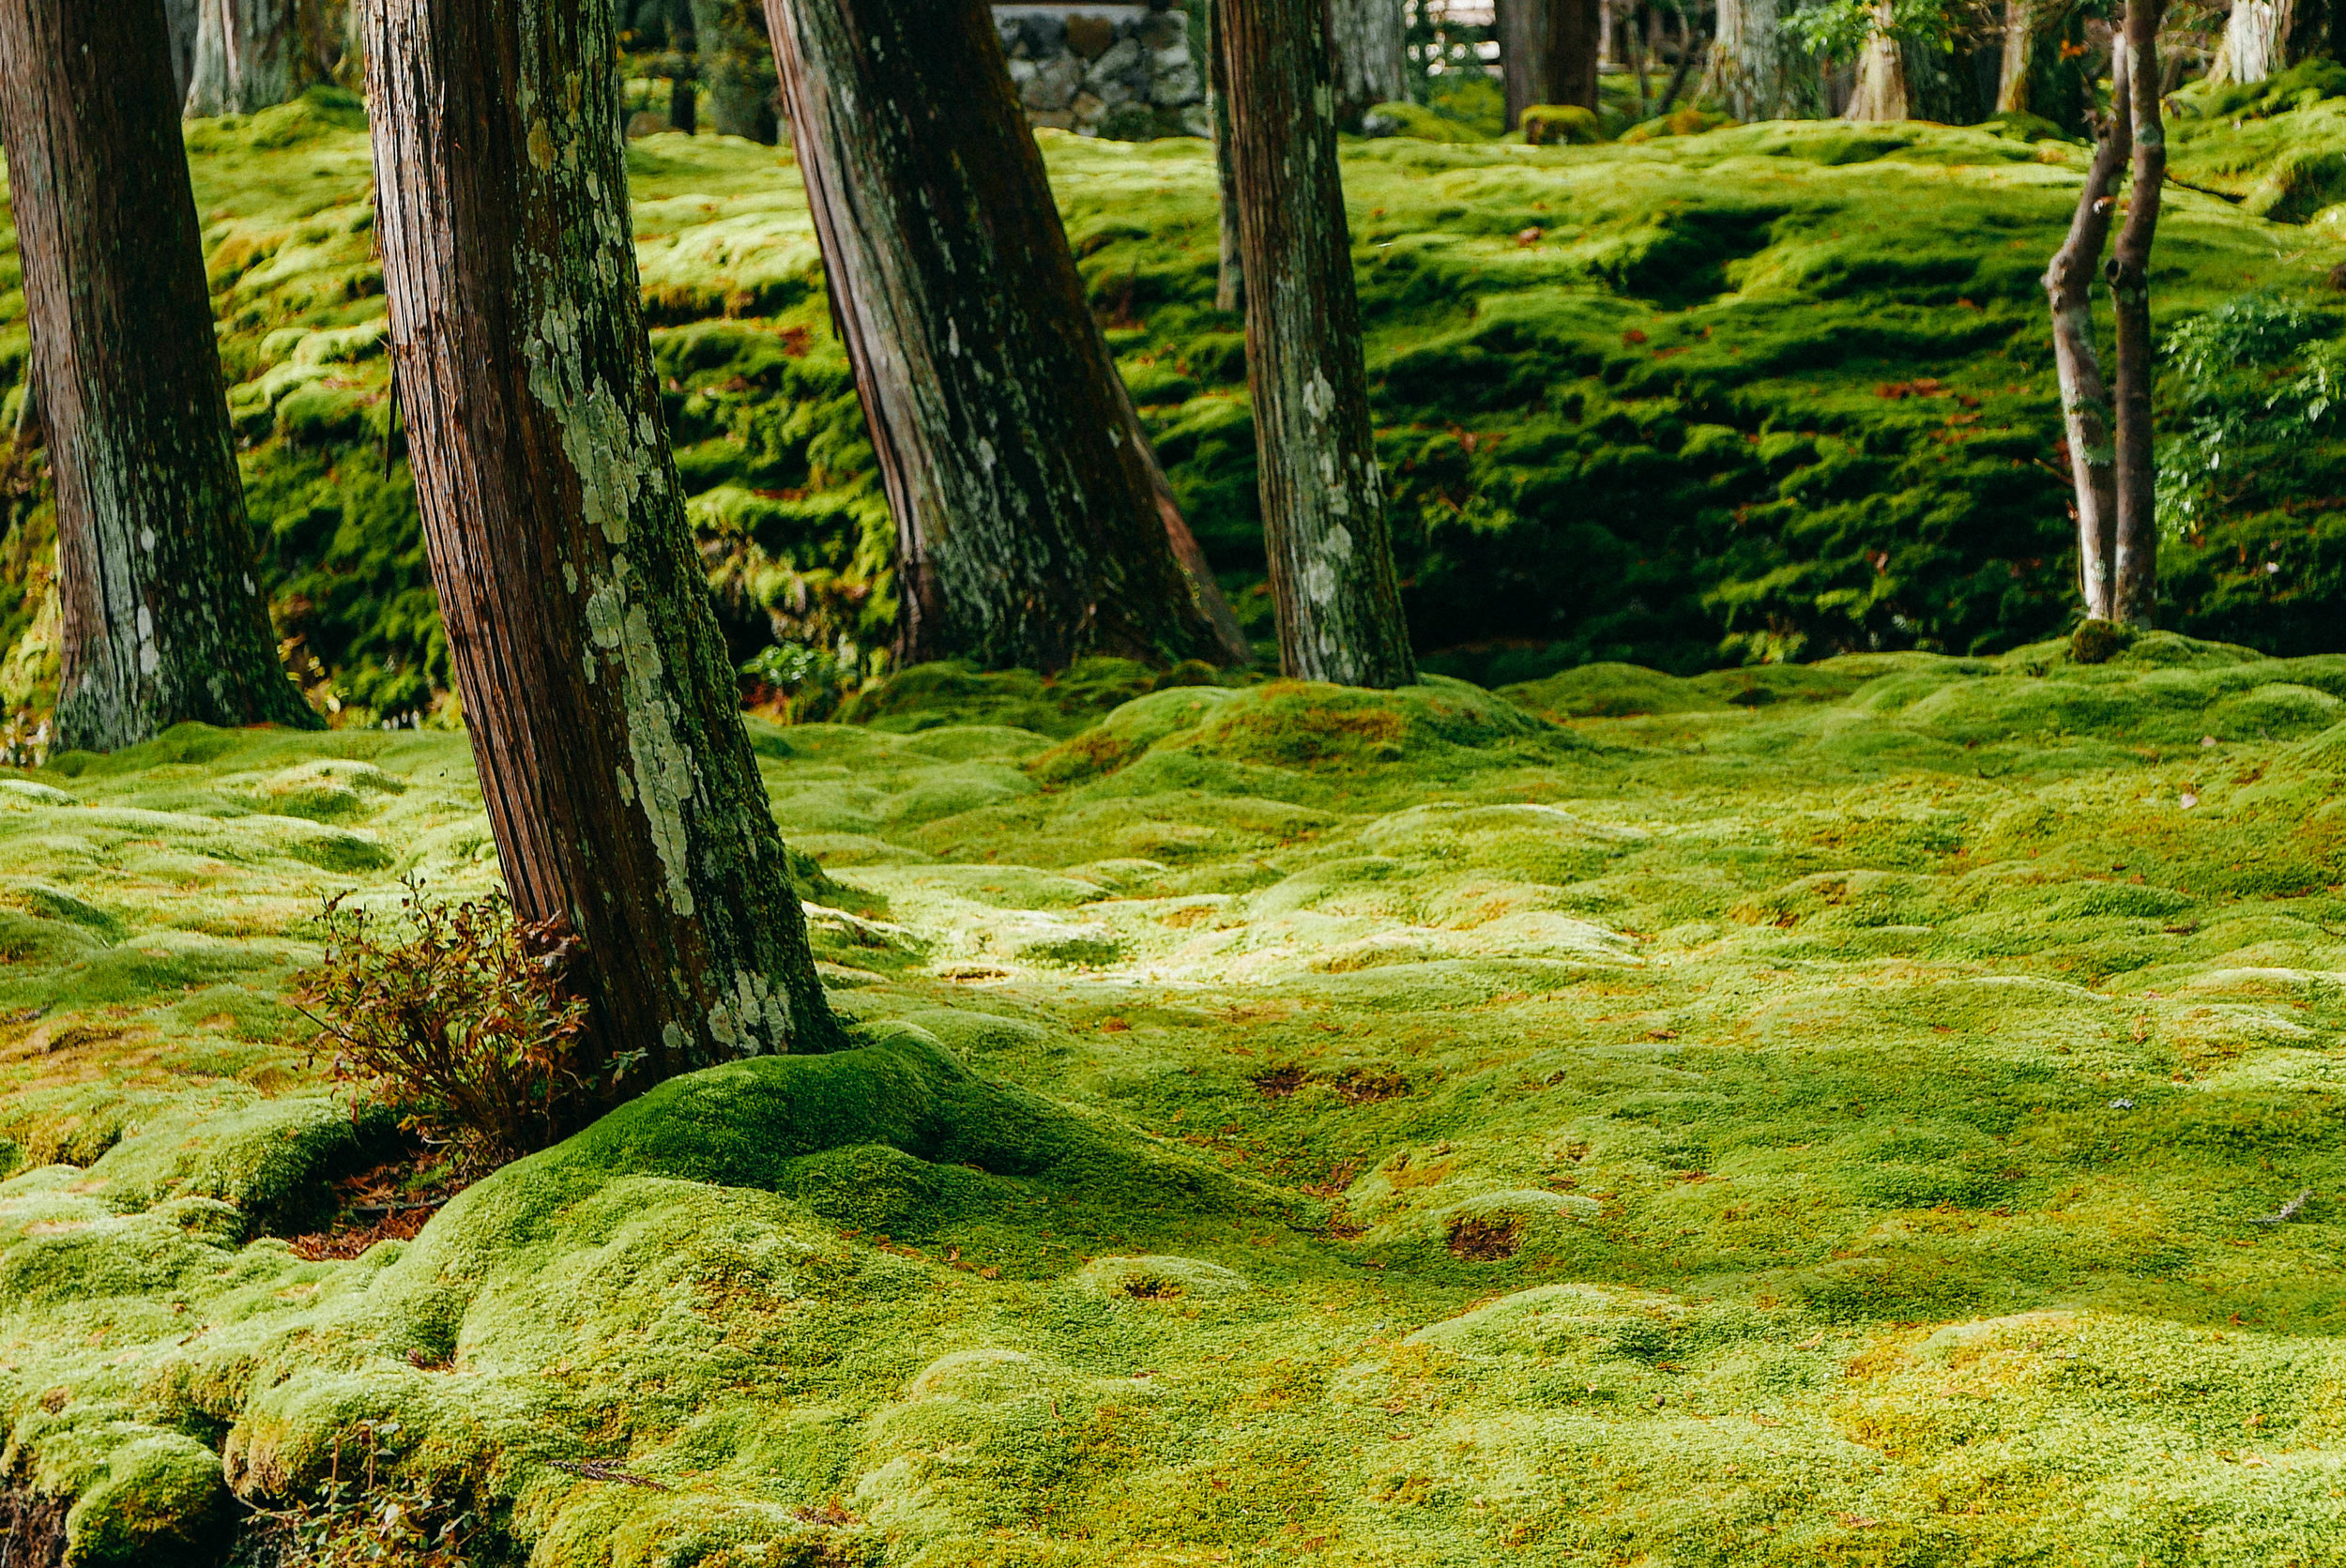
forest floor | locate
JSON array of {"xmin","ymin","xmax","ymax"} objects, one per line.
[{"xmin": 3, "ymin": 638, "xmax": 2345, "ymax": 1564}]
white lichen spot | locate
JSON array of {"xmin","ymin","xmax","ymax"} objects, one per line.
[
  {"xmin": 1315, "ymin": 83, "xmax": 1334, "ymax": 122},
  {"xmin": 1302, "ymin": 369, "xmax": 1335, "ymax": 421},
  {"xmin": 1302, "ymin": 557, "xmax": 1338, "ymax": 605},
  {"xmin": 977, "ymin": 437, "xmax": 998, "ymax": 476},
  {"xmin": 663, "ymin": 1020, "xmax": 689, "ymax": 1056},
  {"xmin": 563, "ymin": 561, "xmax": 579, "ymax": 595},
  {"xmin": 139, "ymin": 527, "xmax": 156, "ymax": 553},
  {"xmin": 948, "ymin": 320, "xmax": 961, "ymax": 358}
]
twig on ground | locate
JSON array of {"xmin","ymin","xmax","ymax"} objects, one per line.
[
  {"xmin": 2250, "ymin": 1189, "xmax": 2314, "ymax": 1225},
  {"xmin": 546, "ymin": 1458, "xmax": 670, "ymax": 1491}
]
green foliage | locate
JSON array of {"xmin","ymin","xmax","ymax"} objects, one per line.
[
  {"xmin": 296, "ymin": 885, "xmax": 597, "ymax": 1167},
  {"xmin": 1785, "ymin": 0, "xmax": 1966, "ymax": 61}
]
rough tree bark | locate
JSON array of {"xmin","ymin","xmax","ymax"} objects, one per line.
[
  {"xmin": 0, "ymin": 0, "xmax": 319, "ymax": 753},
  {"xmin": 1844, "ymin": 1, "xmax": 1911, "ymax": 120},
  {"xmin": 762, "ymin": 0, "xmax": 1245, "ymax": 671},
  {"xmin": 1503, "ymin": 0, "xmax": 1603, "ymax": 124},
  {"xmin": 1330, "ymin": 0, "xmax": 1409, "ymax": 129},
  {"xmin": 1220, "ymin": 0, "xmax": 1417, "ymax": 688},
  {"xmin": 2043, "ymin": 38, "xmax": 2128, "ymax": 622},
  {"xmin": 1699, "ymin": 0, "xmax": 1823, "ymax": 120},
  {"xmin": 185, "ymin": 0, "xmax": 328, "ymax": 117},
  {"xmin": 362, "ymin": 0, "xmax": 844, "ymax": 1078},
  {"xmin": 2109, "ymin": 1, "xmax": 2164, "ymax": 627}
]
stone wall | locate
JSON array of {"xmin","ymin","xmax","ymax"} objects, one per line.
[{"xmin": 996, "ymin": 4, "xmax": 1207, "ymax": 139}]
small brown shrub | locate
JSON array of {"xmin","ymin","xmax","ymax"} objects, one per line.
[
  {"xmin": 295, "ymin": 880, "xmax": 601, "ymax": 1169},
  {"xmin": 1446, "ymin": 1214, "xmax": 1522, "ymax": 1261}
]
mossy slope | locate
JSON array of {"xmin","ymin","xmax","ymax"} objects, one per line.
[
  {"xmin": 4, "ymin": 646, "xmax": 2346, "ymax": 1561},
  {"xmin": 8, "ymin": 98, "xmax": 2346, "ymax": 726}
]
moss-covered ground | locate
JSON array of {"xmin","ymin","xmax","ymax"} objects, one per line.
[
  {"xmin": 9, "ymin": 91, "xmax": 2346, "ymax": 726},
  {"xmin": 2, "ymin": 640, "xmax": 2345, "ymax": 1562}
]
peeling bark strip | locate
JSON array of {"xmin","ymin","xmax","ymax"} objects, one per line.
[
  {"xmin": 2109, "ymin": 0, "xmax": 2165, "ymax": 628},
  {"xmin": 762, "ymin": 0, "xmax": 1242, "ymax": 672},
  {"xmin": 0, "ymin": 0, "xmax": 319, "ymax": 753},
  {"xmin": 1218, "ymin": 0, "xmax": 1416, "ymax": 688},
  {"xmin": 2044, "ymin": 40, "xmax": 2127, "ymax": 622},
  {"xmin": 363, "ymin": 0, "xmax": 842, "ymax": 1078}
]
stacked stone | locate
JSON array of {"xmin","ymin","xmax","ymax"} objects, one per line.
[{"xmin": 998, "ymin": 7, "xmax": 1207, "ymax": 139}]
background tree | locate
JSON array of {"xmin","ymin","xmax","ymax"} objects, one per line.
[
  {"xmin": 165, "ymin": 0, "xmax": 201, "ymax": 105},
  {"xmin": 0, "ymin": 0, "xmax": 320, "ymax": 752},
  {"xmin": 1332, "ymin": 0, "xmax": 1410, "ymax": 129},
  {"xmin": 1503, "ymin": 0, "xmax": 1604, "ymax": 125},
  {"xmin": 1701, "ymin": 0, "xmax": 1826, "ymax": 118},
  {"xmin": 2044, "ymin": 35, "xmax": 2128, "ymax": 621},
  {"xmin": 184, "ymin": 0, "xmax": 333, "ymax": 117},
  {"xmin": 1194, "ymin": 0, "xmax": 1245, "ymax": 312},
  {"xmin": 693, "ymin": 0, "xmax": 780, "ymax": 142},
  {"xmin": 362, "ymin": 0, "xmax": 843, "ymax": 1080},
  {"xmin": 1998, "ymin": 0, "xmax": 2088, "ymax": 135},
  {"xmin": 2110, "ymin": 0, "xmax": 2165, "ymax": 624},
  {"xmin": 1219, "ymin": 0, "xmax": 1417, "ymax": 687},
  {"xmin": 761, "ymin": 0, "xmax": 1247, "ymax": 671}
]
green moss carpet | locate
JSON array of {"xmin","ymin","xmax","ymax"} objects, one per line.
[{"xmin": 1, "ymin": 638, "xmax": 2343, "ymax": 1562}]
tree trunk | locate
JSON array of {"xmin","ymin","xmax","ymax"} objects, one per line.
[
  {"xmin": 164, "ymin": 0, "xmax": 202, "ymax": 107},
  {"xmin": 1844, "ymin": 2, "xmax": 1910, "ymax": 120},
  {"xmin": 2043, "ymin": 38, "xmax": 2127, "ymax": 623},
  {"xmin": 763, "ymin": 0, "xmax": 1244, "ymax": 671},
  {"xmin": 1219, "ymin": 0, "xmax": 1416, "ymax": 688},
  {"xmin": 2109, "ymin": 1, "xmax": 2164, "ymax": 628},
  {"xmin": 185, "ymin": 0, "xmax": 326, "ymax": 117},
  {"xmin": 693, "ymin": 0, "xmax": 779, "ymax": 142},
  {"xmin": 0, "ymin": 0, "xmax": 320, "ymax": 754},
  {"xmin": 361, "ymin": 0, "xmax": 844, "ymax": 1081},
  {"xmin": 1699, "ymin": 0, "xmax": 1823, "ymax": 120},
  {"xmin": 1329, "ymin": 0, "xmax": 1408, "ymax": 130},
  {"xmin": 1503, "ymin": 0, "xmax": 1603, "ymax": 123},
  {"xmin": 2212, "ymin": 0, "xmax": 2285, "ymax": 85},
  {"xmin": 1997, "ymin": 0, "xmax": 2034, "ymax": 113},
  {"xmin": 1203, "ymin": 0, "xmax": 1245, "ymax": 313}
]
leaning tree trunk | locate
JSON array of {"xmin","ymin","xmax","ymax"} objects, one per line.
[
  {"xmin": 0, "ymin": 0, "xmax": 320, "ymax": 753},
  {"xmin": 762, "ymin": 0, "xmax": 1245, "ymax": 671},
  {"xmin": 1220, "ymin": 0, "xmax": 1416, "ymax": 688},
  {"xmin": 1844, "ymin": 1, "xmax": 1910, "ymax": 120},
  {"xmin": 2044, "ymin": 37, "xmax": 2128, "ymax": 623},
  {"xmin": 2110, "ymin": 1, "xmax": 2164, "ymax": 627},
  {"xmin": 1329, "ymin": 0, "xmax": 1408, "ymax": 129},
  {"xmin": 1503, "ymin": 0, "xmax": 1603, "ymax": 125},
  {"xmin": 1699, "ymin": 0, "xmax": 1823, "ymax": 120},
  {"xmin": 362, "ymin": 0, "xmax": 844, "ymax": 1080},
  {"xmin": 185, "ymin": 0, "xmax": 326, "ymax": 117}
]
